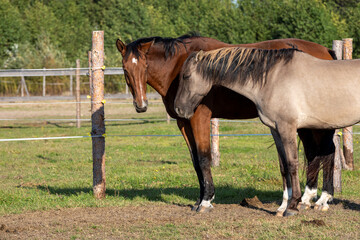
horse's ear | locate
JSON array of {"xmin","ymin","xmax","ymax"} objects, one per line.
[
  {"xmin": 116, "ymin": 39, "xmax": 126, "ymax": 55},
  {"xmin": 140, "ymin": 40, "xmax": 155, "ymax": 54},
  {"xmin": 195, "ymin": 50, "xmax": 204, "ymax": 62}
]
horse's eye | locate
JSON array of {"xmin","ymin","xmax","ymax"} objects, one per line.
[{"xmin": 183, "ymin": 75, "xmax": 191, "ymax": 80}]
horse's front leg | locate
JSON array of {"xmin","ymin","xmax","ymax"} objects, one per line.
[
  {"xmin": 176, "ymin": 119, "xmax": 204, "ymax": 211},
  {"xmin": 271, "ymin": 129, "xmax": 292, "ymax": 217},
  {"xmin": 271, "ymin": 124, "xmax": 301, "ymax": 216},
  {"xmin": 190, "ymin": 105, "xmax": 215, "ymax": 212}
]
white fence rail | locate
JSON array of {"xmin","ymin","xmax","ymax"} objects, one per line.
[
  {"xmin": 0, "ymin": 67, "xmax": 125, "ymax": 97},
  {"xmin": 0, "ymin": 67, "xmax": 123, "ymax": 77}
]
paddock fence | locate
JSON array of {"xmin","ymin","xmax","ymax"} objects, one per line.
[
  {"xmin": 0, "ymin": 32, "xmax": 356, "ymax": 197},
  {"xmin": 0, "ymin": 67, "xmax": 125, "ymax": 97}
]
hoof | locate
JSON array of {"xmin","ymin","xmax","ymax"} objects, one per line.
[
  {"xmin": 314, "ymin": 204, "xmax": 329, "ymax": 212},
  {"xmin": 196, "ymin": 205, "xmax": 213, "ymax": 213},
  {"xmin": 284, "ymin": 209, "xmax": 299, "ymax": 217},
  {"xmin": 192, "ymin": 200, "xmax": 201, "ymax": 211},
  {"xmin": 191, "ymin": 204, "xmax": 199, "ymax": 211},
  {"xmin": 297, "ymin": 203, "xmax": 310, "ymax": 211},
  {"xmin": 276, "ymin": 211, "xmax": 284, "ymax": 217},
  {"xmin": 321, "ymin": 206, "xmax": 329, "ymax": 212}
]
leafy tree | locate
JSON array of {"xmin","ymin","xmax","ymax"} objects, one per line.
[
  {"xmin": 23, "ymin": 1, "xmax": 60, "ymax": 47},
  {"xmin": 47, "ymin": 1, "xmax": 93, "ymax": 64},
  {"xmin": 4, "ymin": 34, "xmax": 69, "ymax": 69},
  {"xmin": 0, "ymin": 0, "xmax": 26, "ymax": 66},
  {"xmin": 235, "ymin": 0, "xmax": 340, "ymax": 48},
  {"xmin": 1, "ymin": 0, "xmax": 359, "ymax": 94}
]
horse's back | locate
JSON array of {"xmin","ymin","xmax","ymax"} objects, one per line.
[
  {"xmin": 274, "ymin": 53, "xmax": 360, "ymax": 128},
  {"xmin": 242, "ymin": 38, "xmax": 334, "ymax": 60}
]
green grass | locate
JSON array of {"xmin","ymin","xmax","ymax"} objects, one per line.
[
  {"xmin": 0, "ymin": 100, "xmax": 359, "ymax": 238},
  {"xmin": 1, "ymin": 103, "xmax": 359, "ymax": 214},
  {"xmin": 0, "ymin": 119, "xmax": 280, "ymax": 214}
]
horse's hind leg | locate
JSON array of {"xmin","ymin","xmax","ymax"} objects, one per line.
[
  {"xmin": 298, "ymin": 129, "xmax": 319, "ymax": 210},
  {"xmin": 298, "ymin": 129, "xmax": 335, "ymax": 211},
  {"xmin": 314, "ymin": 130, "xmax": 335, "ymax": 212}
]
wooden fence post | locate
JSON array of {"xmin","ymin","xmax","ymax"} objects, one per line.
[
  {"xmin": 76, "ymin": 59, "xmax": 81, "ymax": 128},
  {"xmin": 88, "ymin": 51, "xmax": 93, "ymax": 95},
  {"xmin": 42, "ymin": 67, "xmax": 46, "ymax": 97},
  {"xmin": 342, "ymin": 38, "xmax": 354, "ymax": 171},
  {"xmin": 20, "ymin": 77, "xmax": 24, "ymax": 97},
  {"xmin": 332, "ymin": 40, "xmax": 344, "ymax": 193},
  {"xmin": 211, "ymin": 118, "xmax": 220, "ymax": 167},
  {"xmin": 70, "ymin": 69, "xmax": 73, "ymax": 96},
  {"xmin": 91, "ymin": 31, "xmax": 106, "ymax": 199},
  {"xmin": 20, "ymin": 71, "xmax": 29, "ymax": 97}
]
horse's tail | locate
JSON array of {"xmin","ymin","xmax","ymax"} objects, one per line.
[
  {"xmin": 307, "ymin": 153, "xmax": 335, "ymax": 185},
  {"xmin": 328, "ymin": 49, "xmax": 337, "ymax": 60}
]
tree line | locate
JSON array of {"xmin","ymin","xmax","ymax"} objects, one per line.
[{"xmin": 0, "ymin": 0, "xmax": 359, "ymax": 94}]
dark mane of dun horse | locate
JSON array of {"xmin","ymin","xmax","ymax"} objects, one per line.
[
  {"xmin": 116, "ymin": 33, "xmax": 337, "ymax": 215},
  {"xmin": 195, "ymin": 47, "xmax": 300, "ymax": 88}
]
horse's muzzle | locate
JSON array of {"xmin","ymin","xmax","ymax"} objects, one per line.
[
  {"xmin": 175, "ymin": 107, "xmax": 193, "ymax": 119},
  {"xmin": 134, "ymin": 100, "xmax": 148, "ymax": 113},
  {"xmin": 175, "ymin": 107, "xmax": 184, "ymax": 117}
]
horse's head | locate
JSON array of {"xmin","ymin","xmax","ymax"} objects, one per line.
[
  {"xmin": 175, "ymin": 51, "xmax": 212, "ymax": 119},
  {"xmin": 116, "ymin": 39, "xmax": 154, "ymax": 113}
]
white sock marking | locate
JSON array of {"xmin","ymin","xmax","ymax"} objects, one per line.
[
  {"xmin": 315, "ymin": 191, "xmax": 333, "ymax": 208},
  {"xmin": 301, "ymin": 186, "xmax": 317, "ymax": 205},
  {"xmin": 277, "ymin": 187, "xmax": 292, "ymax": 213}
]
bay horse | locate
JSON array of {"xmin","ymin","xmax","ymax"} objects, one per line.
[
  {"xmin": 174, "ymin": 47, "xmax": 357, "ymax": 215},
  {"xmin": 116, "ymin": 34, "xmax": 336, "ymax": 216}
]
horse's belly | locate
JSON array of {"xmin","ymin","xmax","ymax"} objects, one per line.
[{"xmin": 297, "ymin": 110, "xmax": 360, "ymax": 129}]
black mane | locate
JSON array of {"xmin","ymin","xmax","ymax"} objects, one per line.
[
  {"xmin": 195, "ymin": 47, "xmax": 300, "ymax": 88},
  {"xmin": 124, "ymin": 32, "xmax": 201, "ymax": 60}
]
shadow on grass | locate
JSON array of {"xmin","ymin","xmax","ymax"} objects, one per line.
[
  {"xmin": 35, "ymin": 184, "xmax": 276, "ymax": 215},
  {"xmin": 37, "ymin": 185, "xmax": 278, "ymax": 201},
  {"xmin": 34, "ymin": 185, "xmax": 360, "ymax": 213}
]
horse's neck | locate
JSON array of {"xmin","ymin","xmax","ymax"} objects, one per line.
[
  {"xmin": 217, "ymin": 78, "xmax": 259, "ymax": 105},
  {"xmin": 146, "ymin": 37, "xmax": 233, "ymax": 97}
]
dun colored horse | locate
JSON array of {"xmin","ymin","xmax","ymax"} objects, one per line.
[
  {"xmin": 174, "ymin": 47, "xmax": 357, "ymax": 215},
  {"xmin": 116, "ymin": 34, "xmax": 336, "ymax": 215}
]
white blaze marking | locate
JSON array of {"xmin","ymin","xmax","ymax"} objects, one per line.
[
  {"xmin": 139, "ymin": 81, "xmax": 146, "ymax": 108},
  {"xmin": 132, "ymin": 57, "xmax": 138, "ymax": 65}
]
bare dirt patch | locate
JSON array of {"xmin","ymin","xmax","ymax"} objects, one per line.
[{"xmin": 1, "ymin": 200, "xmax": 359, "ymax": 239}]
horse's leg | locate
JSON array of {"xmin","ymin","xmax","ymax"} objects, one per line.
[
  {"xmin": 314, "ymin": 129, "xmax": 335, "ymax": 211},
  {"xmin": 189, "ymin": 105, "xmax": 214, "ymax": 212},
  {"xmin": 273, "ymin": 124, "xmax": 301, "ymax": 216},
  {"xmin": 176, "ymin": 119, "xmax": 204, "ymax": 210},
  {"xmin": 298, "ymin": 129, "xmax": 319, "ymax": 210},
  {"xmin": 270, "ymin": 129, "xmax": 292, "ymax": 217}
]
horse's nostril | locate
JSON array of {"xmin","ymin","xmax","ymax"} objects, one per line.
[{"xmin": 175, "ymin": 107, "xmax": 183, "ymax": 116}]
